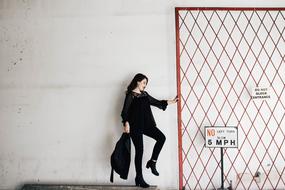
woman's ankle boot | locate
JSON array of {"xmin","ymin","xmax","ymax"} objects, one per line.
[
  {"xmin": 135, "ymin": 175, "xmax": 150, "ymax": 188},
  {"xmin": 146, "ymin": 160, "xmax": 159, "ymax": 176}
]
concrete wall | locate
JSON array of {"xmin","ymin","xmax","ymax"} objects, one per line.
[{"xmin": 0, "ymin": 0, "xmax": 284, "ymax": 189}]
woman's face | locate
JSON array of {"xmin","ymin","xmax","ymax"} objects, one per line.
[{"xmin": 137, "ymin": 78, "xmax": 148, "ymax": 92}]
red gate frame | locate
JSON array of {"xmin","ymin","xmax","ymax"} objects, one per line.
[{"xmin": 175, "ymin": 7, "xmax": 285, "ymax": 190}]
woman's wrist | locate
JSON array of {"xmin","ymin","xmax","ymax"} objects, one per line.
[
  {"xmin": 167, "ymin": 99, "xmax": 175, "ymax": 105},
  {"xmin": 123, "ymin": 122, "xmax": 130, "ymax": 133},
  {"xmin": 167, "ymin": 96, "xmax": 178, "ymax": 105}
]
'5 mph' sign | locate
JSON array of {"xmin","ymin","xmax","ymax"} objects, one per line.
[{"xmin": 205, "ymin": 126, "xmax": 238, "ymax": 148}]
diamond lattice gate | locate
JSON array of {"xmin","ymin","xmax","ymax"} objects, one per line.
[{"xmin": 175, "ymin": 8, "xmax": 285, "ymax": 190}]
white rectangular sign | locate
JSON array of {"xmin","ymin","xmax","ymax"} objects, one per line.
[
  {"xmin": 205, "ymin": 126, "xmax": 238, "ymax": 148},
  {"xmin": 251, "ymin": 87, "xmax": 271, "ymax": 99}
]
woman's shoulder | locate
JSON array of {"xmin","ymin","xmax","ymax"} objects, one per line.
[
  {"xmin": 125, "ymin": 91, "xmax": 134, "ymax": 97},
  {"xmin": 125, "ymin": 91, "xmax": 137, "ymax": 98},
  {"xmin": 140, "ymin": 91, "xmax": 148, "ymax": 97},
  {"xmin": 143, "ymin": 91, "xmax": 149, "ymax": 95}
]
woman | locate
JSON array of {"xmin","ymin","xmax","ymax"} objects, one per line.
[{"xmin": 121, "ymin": 73, "xmax": 178, "ymax": 188}]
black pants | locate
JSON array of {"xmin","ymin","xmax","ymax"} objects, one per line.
[{"xmin": 130, "ymin": 126, "xmax": 166, "ymax": 177}]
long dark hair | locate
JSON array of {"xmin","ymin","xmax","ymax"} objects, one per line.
[{"xmin": 126, "ymin": 73, "xmax": 148, "ymax": 94}]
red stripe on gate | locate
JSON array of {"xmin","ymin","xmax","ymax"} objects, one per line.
[{"xmin": 175, "ymin": 8, "xmax": 183, "ymax": 190}]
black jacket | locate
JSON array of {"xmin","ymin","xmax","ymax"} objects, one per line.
[{"xmin": 110, "ymin": 133, "xmax": 131, "ymax": 182}]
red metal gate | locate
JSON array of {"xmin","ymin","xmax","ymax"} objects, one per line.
[{"xmin": 175, "ymin": 7, "xmax": 285, "ymax": 190}]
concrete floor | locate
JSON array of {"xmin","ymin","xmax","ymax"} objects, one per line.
[{"xmin": 21, "ymin": 184, "xmax": 159, "ymax": 190}]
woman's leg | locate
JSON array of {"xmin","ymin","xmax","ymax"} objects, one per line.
[
  {"xmin": 130, "ymin": 132, "xmax": 144, "ymax": 177},
  {"xmin": 143, "ymin": 126, "xmax": 166, "ymax": 161},
  {"xmin": 130, "ymin": 132, "xmax": 150, "ymax": 187}
]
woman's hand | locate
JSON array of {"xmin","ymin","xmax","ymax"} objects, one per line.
[
  {"xmin": 123, "ymin": 122, "xmax": 130, "ymax": 133},
  {"xmin": 167, "ymin": 95, "xmax": 178, "ymax": 105}
]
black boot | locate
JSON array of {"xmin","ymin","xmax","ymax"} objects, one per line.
[
  {"xmin": 146, "ymin": 160, "xmax": 159, "ymax": 176},
  {"xmin": 135, "ymin": 175, "xmax": 150, "ymax": 188}
]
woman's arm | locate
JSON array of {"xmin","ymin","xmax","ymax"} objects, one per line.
[
  {"xmin": 121, "ymin": 93, "xmax": 133, "ymax": 133},
  {"xmin": 146, "ymin": 91, "xmax": 169, "ymax": 111},
  {"xmin": 146, "ymin": 91, "xmax": 178, "ymax": 111}
]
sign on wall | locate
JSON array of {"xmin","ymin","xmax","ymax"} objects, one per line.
[
  {"xmin": 205, "ymin": 126, "xmax": 238, "ymax": 148},
  {"xmin": 251, "ymin": 87, "xmax": 271, "ymax": 100}
]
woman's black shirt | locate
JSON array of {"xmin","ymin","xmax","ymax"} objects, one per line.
[{"xmin": 121, "ymin": 91, "xmax": 168, "ymax": 133}]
